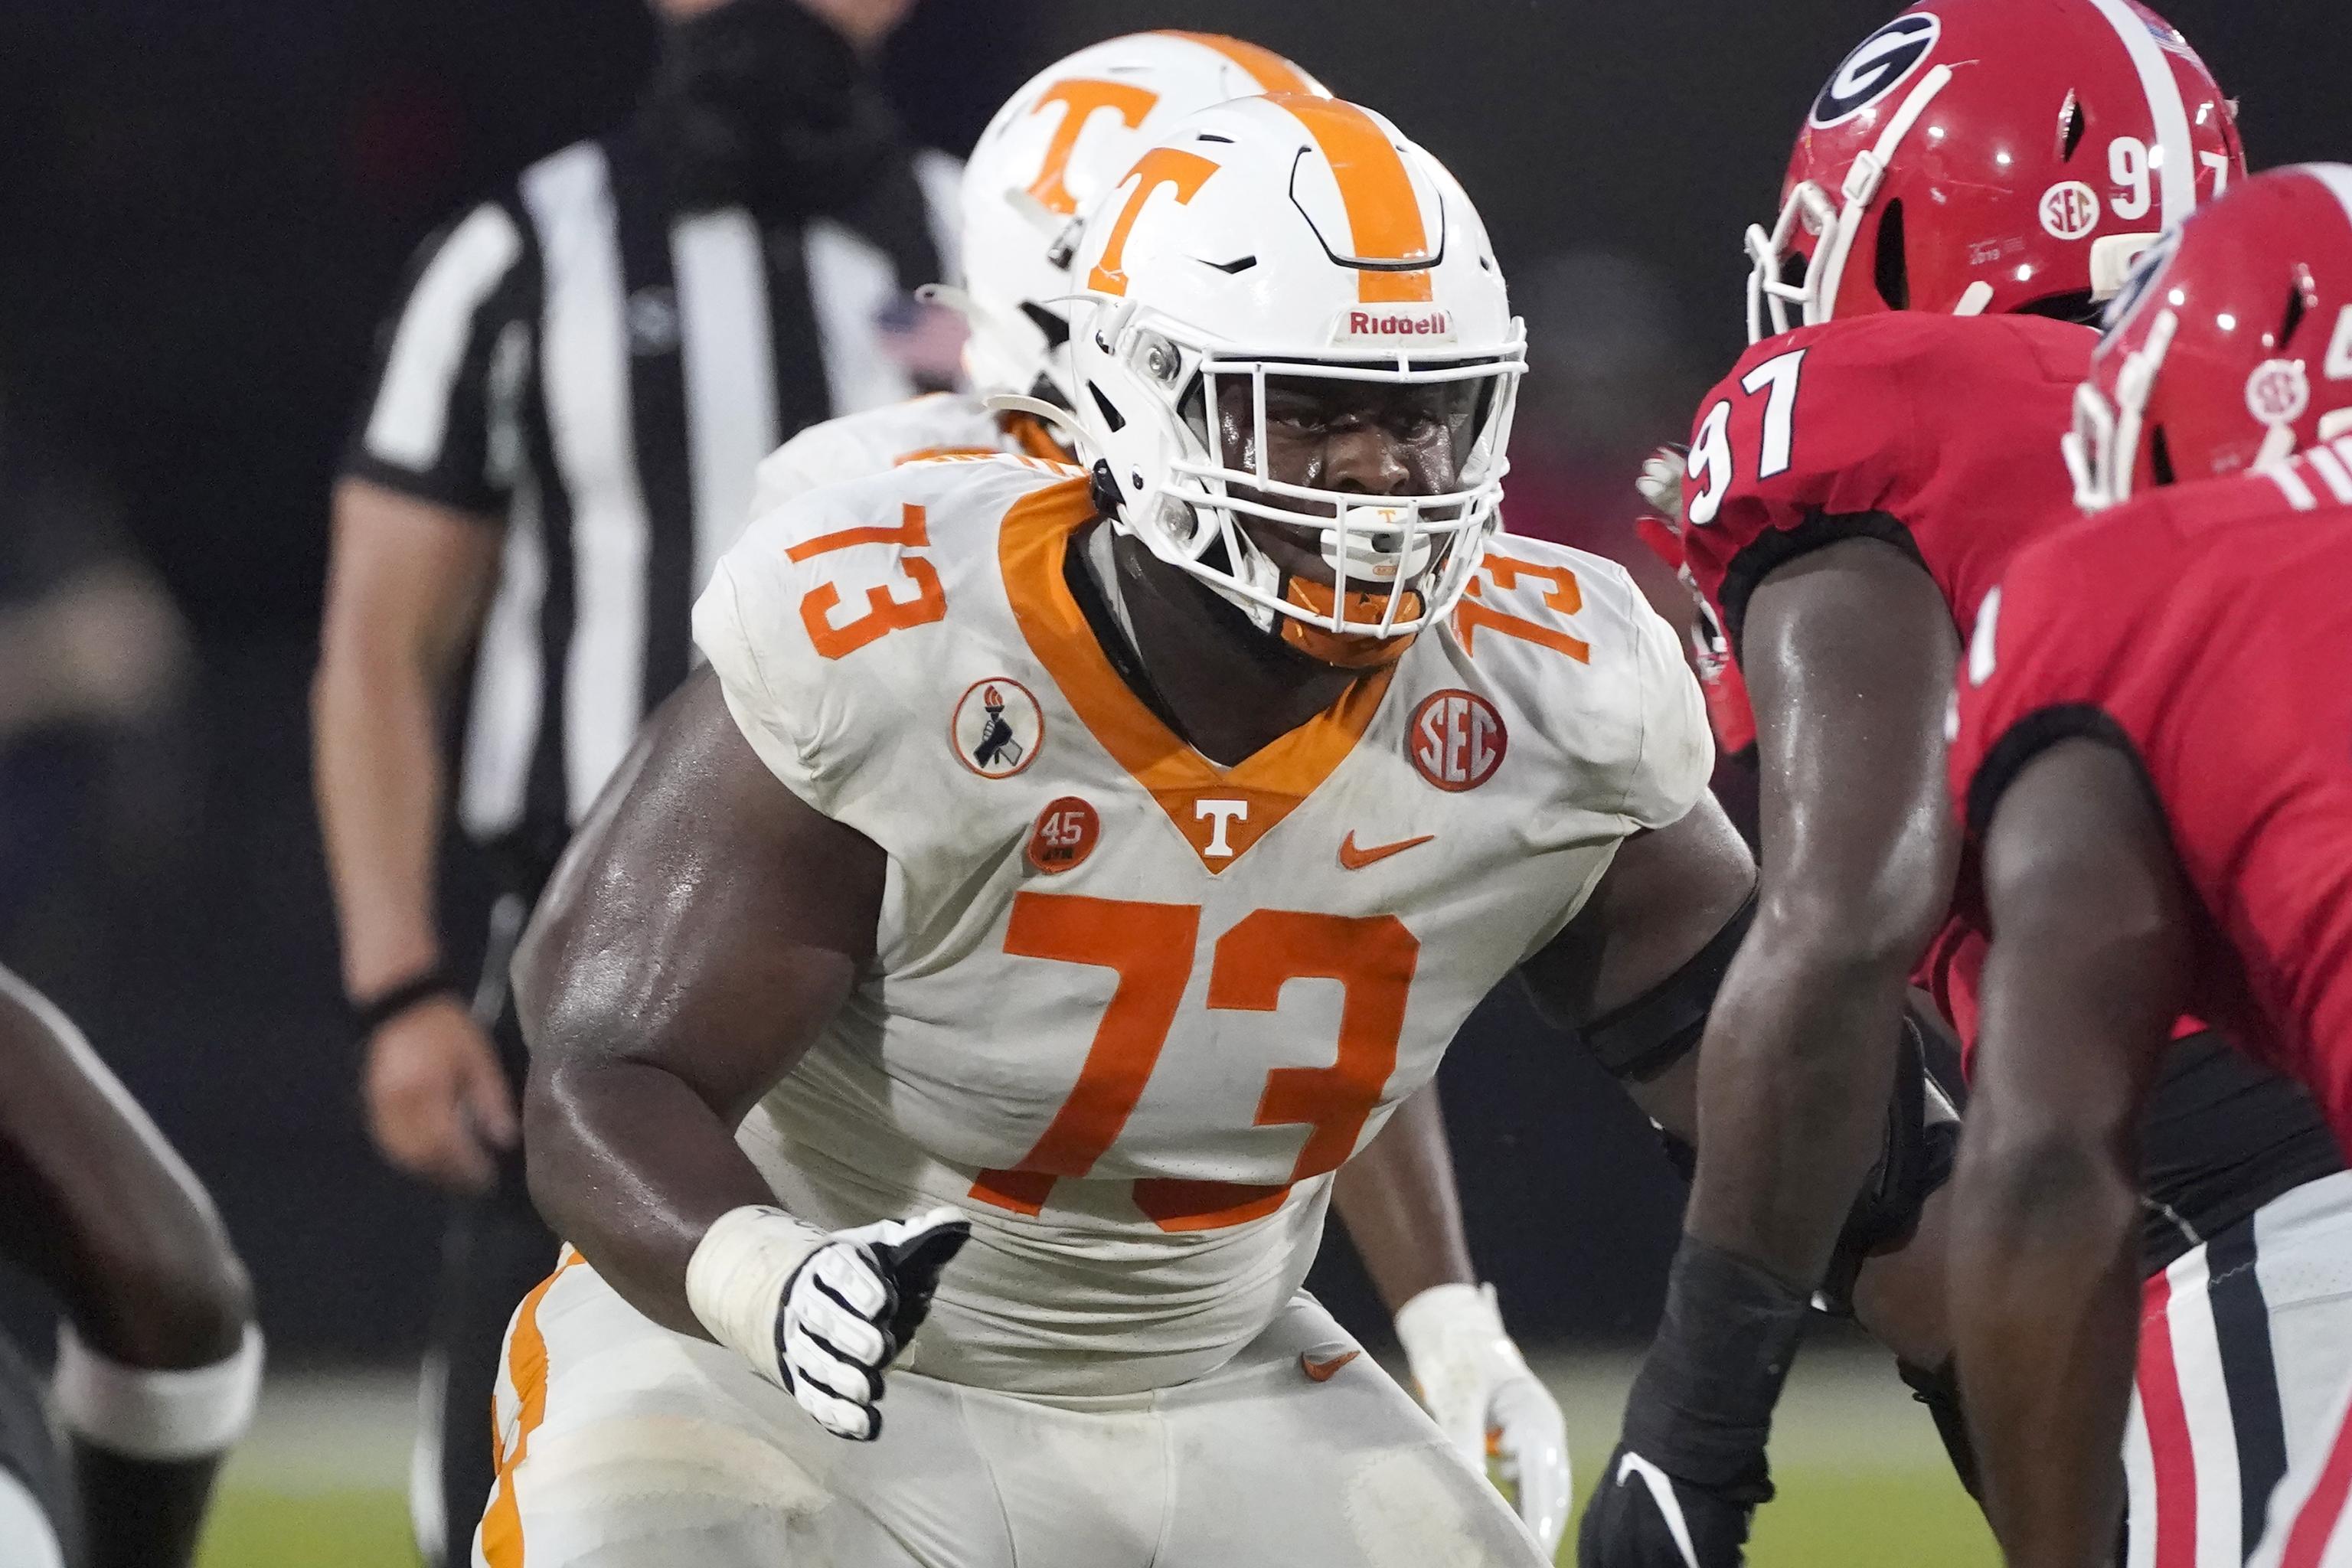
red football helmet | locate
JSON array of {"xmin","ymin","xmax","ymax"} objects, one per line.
[
  {"xmin": 1747, "ymin": 0, "xmax": 2243, "ymax": 342},
  {"xmin": 2066, "ymin": 165, "xmax": 2352, "ymax": 510}
]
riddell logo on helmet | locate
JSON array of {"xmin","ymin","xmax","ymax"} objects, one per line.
[{"xmin": 1330, "ymin": 307, "xmax": 1455, "ymax": 344}]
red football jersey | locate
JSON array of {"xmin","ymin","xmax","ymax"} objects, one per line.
[
  {"xmin": 1948, "ymin": 452, "xmax": 2352, "ymax": 1146},
  {"xmin": 1671, "ymin": 311, "xmax": 2092, "ymax": 1039}
]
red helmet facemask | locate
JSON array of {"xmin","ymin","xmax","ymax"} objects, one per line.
[
  {"xmin": 2066, "ymin": 164, "xmax": 2352, "ymax": 511},
  {"xmin": 1747, "ymin": 0, "xmax": 2243, "ymax": 343}
]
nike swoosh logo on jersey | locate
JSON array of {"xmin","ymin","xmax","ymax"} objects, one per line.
[
  {"xmin": 1338, "ymin": 831, "xmax": 1435, "ymax": 870},
  {"xmin": 1615, "ymin": 1452, "xmax": 1704, "ymax": 1568},
  {"xmin": 1299, "ymin": 1350, "xmax": 1360, "ymax": 1382}
]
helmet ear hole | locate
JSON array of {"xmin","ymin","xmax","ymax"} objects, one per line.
[{"xmin": 1873, "ymin": 198, "xmax": 1909, "ymax": 312}]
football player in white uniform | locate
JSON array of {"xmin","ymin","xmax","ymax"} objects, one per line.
[
  {"xmin": 746, "ymin": 31, "xmax": 1572, "ymax": 1548},
  {"xmin": 481, "ymin": 96, "xmax": 1757, "ymax": 1567}
]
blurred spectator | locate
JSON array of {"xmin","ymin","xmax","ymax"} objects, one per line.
[
  {"xmin": 0, "ymin": 394, "xmax": 188, "ymax": 953},
  {"xmin": 311, "ymin": 0, "xmax": 959, "ymax": 1560}
]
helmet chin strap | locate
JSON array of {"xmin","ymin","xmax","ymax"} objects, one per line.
[{"xmin": 982, "ymin": 391, "xmax": 1088, "ymax": 450}]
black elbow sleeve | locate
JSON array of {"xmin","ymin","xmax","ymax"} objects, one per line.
[{"xmin": 1579, "ymin": 890, "xmax": 1757, "ymax": 1083}]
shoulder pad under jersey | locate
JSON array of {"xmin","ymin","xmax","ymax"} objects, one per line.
[
  {"xmin": 747, "ymin": 393, "xmax": 1008, "ymax": 519},
  {"xmin": 694, "ymin": 454, "xmax": 1088, "ymax": 822},
  {"xmin": 1445, "ymin": 534, "xmax": 1713, "ymax": 834}
]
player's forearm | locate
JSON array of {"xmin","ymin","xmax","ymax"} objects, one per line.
[
  {"xmin": 524, "ymin": 1058, "xmax": 784, "ymax": 1337},
  {"xmin": 1331, "ymin": 1083, "xmax": 1475, "ymax": 1314},
  {"xmin": 0, "ymin": 975, "xmax": 251, "ymax": 1369},
  {"xmin": 310, "ymin": 635, "xmax": 452, "ymax": 995},
  {"xmin": 1684, "ymin": 926, "xmax": 1912, "ymax": 1287},
  {"xmin": 1951, "ymin": 1120, "xmax": 2141, "ymax": 1568}
]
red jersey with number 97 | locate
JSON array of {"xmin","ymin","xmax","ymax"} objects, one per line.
[
  {"xmin": 1671, "ymin": 309, "xmax": 2091, "ymax": 1041},
  {"xmin": 1948, "ymin": 458, "xmax": 2352, "ymax": 1144}
]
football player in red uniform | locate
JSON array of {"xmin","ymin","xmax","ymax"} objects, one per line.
[
  {"xmin": 1949, "ymin": 163, "xmax": 2352, "ymax": 1568},
  {"xmin": 1586, "ymin": 6, "xmax": 2352, "ymax": 1566}
]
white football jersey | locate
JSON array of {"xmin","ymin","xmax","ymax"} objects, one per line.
[{"xmin": 693, "ymin": 456, "xmax": 1710, "ymax": 1397}]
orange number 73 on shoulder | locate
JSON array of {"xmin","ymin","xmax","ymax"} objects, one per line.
[
  {"xmin": 1452, "ymin": 550, "xmax": 1589, "ymax": 662},
  {"xmin": 789, "ymin": 503, "xmax": 949, "ymax": 660}
]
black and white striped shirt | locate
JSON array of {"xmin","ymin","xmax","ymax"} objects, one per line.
[{"xmin": 345, "ymin": 123, "xmax": 957, "ymax": 884}]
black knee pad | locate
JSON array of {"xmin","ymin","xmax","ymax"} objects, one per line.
[
  {"xmin": 1898, "ymin": 1357, "xmax": 1981, "ymax": 1501},
  {"xmin": 1820, "ymin": 1008, "xmax": 1961, "ymax": 1313}
]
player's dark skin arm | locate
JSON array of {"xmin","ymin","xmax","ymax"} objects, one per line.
[
  {"xmin": 1953, "ymin": 740, "xmax": 2187, "ymax": 1568},
  {"xmin": 0, "ymin": 966, "xmax": 255, "ymax": 1568},
  {"xmin": 1331, "ymin": 1086, "xmax": 1476, "ymax": 1310},
  {"xmin": 1684, "ymin": 540, "xmax": 1961, "ymax": 1289},
  {"xmin": 514, "ymin": 671, "xmax": 887, "ymax": 1336},
  {"xmin": 1519, "ymin": 787, "xmax": 1955, "ymax": 1371}
]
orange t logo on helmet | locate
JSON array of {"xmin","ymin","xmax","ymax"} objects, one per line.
[
  {"xmin": 1086, "ymin": 148, "xmax": 1221, "ymax": 296},
  {"xmin": 1023, "ymin": 80, "xmax": 1161, "ymax": 217}
]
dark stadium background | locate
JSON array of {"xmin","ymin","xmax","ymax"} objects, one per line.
[{"xmin": 0, "ymin": 0, "xmax": 2341, "ymax": 1364}]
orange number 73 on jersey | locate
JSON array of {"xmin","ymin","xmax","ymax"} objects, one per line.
[
  {"xmin": 789, "ymin": 503, "xmax": 949, "ymax": 660},
  {"xmin": 969, "ymin": 893, "xmax": 1420, "ymax": 1232},
  {"xmin": 1453, "ymin": 551, "xmax": 1589, "ymax": 662}
]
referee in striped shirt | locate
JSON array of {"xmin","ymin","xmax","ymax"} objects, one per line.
[{"xmin": 312, "ymin": 0, "xmax": 956, "ymax": 1557}]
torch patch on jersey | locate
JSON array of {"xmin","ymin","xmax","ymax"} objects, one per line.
[
  {"xmin": 952, "ymin": 678, "xmax": 1044, "ymax": 779},
  {"xmin": 1026, "ymin": 796, "xmax": 1100, "ymax": 874},
  {"xmin": 1408, "ymin": 689, "xmax": 1507, "ymax": 792}
]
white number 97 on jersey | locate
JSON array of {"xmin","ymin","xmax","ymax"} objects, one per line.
[{"xmin": 1685, "ymin": 348, "xmax": 1808, "ymax": 528}]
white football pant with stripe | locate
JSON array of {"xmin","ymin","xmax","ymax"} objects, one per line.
[
  {"xmin": 2127, "ymin": 1171, "xmax": 2352, "ymax": 1567},
  {"xmin": 470, "ymin": 1254, "xmax": 1546, "ymax": 1568}
]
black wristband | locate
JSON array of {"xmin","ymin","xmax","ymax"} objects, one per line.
[
  {"xmin": 349, "ymin": 967, "xmax": 461, "ymax": 1043},
  {"xmin": 1625, "ymin": 1235, "xmax": 1811, "ymax": 1502}
]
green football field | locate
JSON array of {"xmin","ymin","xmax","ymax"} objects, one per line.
[{"xmin": 198, "ymin": 1351, "xmax": 1996, "ymax": 1567}]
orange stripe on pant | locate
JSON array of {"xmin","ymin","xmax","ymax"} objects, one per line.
[{"xmin": 479, "ymin": 1250, "xmax": 581, "ymax": 1568}]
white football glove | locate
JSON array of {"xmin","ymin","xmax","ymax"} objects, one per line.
[
  {"xmin": 1636, "ymin": 446, "xmax": 1686, "ymax": 523},
  {"xmin": 686, "ymin": 1204, "xmax": 970, "ymax": 1442},
  {"xmin": 1396, "ymin": 1282, "xmax": 1571, "ymax": 1556}
]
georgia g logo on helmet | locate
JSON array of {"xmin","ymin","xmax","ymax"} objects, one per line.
[{"xmin": 1809, "ymin": 13, "xmax": 1942, "ymax": 127}]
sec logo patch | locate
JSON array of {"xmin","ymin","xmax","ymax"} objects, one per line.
[
  {"xmin": 951, "ymin": 678, "xmax": 1042, "ymax": 779},
  {"xmin": 2246, "ymin": 358, "xmax": 2311, "ymax": 426},
  {"xmin": 2039, "ymin": 181, "xmax": 2100, "ymax": 241},
  {"xmin": 1026, "ymin": 796, "xmax": 1099, "ymax": 874},
  {"xmin": 1408, "ymin": 689, "xmax": 1507, "ymax": 792}
]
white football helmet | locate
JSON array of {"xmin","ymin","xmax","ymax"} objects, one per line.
[
  {"xmin": 1067, "ymin": 94, "xmax": 1523, "ymax": 660},
  {"xmin": 955, "ymin": 33, "xmax": 1328, "ymax": 407}
]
